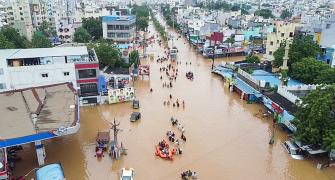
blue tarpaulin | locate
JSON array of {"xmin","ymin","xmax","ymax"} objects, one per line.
[{"xmin": 36, "ymin": 163, "xmax": 65, "ymax": 180}]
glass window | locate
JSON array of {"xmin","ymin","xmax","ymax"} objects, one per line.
[
  {"xmin": 41, "ymin": 73, "xmax": 48, "ymax": 78},
  {"xmin": 78, "ymin": 69, "xmax": 97, "ymax": 79},
  {"xmin": 63, "ymin": 72, "xmax": 69, "ymax": 76}
]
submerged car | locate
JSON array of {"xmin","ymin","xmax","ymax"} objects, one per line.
[
  {"xmin": 283, "ymin": 141, "xmax": 304, "ymax": 160},
  {"xmin": 130, "ymin": 112, "xmax": 141, "ymax": 122},
  {"xmin": 120, "ymin": 167, "xmax": 134, "ymax": 180}
]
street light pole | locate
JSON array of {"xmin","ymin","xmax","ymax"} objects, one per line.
[{"xmin": 211, "ymin": 45, "xmax": 216, "ymax": 70}]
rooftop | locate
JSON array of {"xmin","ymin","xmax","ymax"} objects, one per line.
[
  {"xmin": 0, "ymin": 83, "xmax": 77, "ymax": 140},
  {"xmin": 0, "ymin": 47, "xmax": 88, "ymax": 60},
  {"xmin": 251, "ymin": 70, "xmax": 304, "ymax": 87},
  {"xmin": 102, "ymin": 15, "xmax": 136, "ymax": 22}
]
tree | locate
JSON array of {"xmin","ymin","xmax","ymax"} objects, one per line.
[
  {"xmin": 0, "ymin": 32, "xmax": 15, "ymax": 49},
  {"xmin": 290, "ymin": 58, "xmax": 330, "ymax": 84},
  {"xmin": 129, "ymin": 50, "xmax": 140, "ymax": 68},
  {"xmin": 230, "ymin": 5, "xmax": 240, "ymax": 11},
  {"xmin": 73, "ymin": 27, "xmax": 91, "ymax": 43},
  {"xmin": 273, "ymin": 46, "xmax": 285, "ymax": 67},
  {"xmin": 82, "ymin": 17, "xmax": 102, "ymax": 40},
  {"xmin": 292, "ymin": 84, "xmax": 335, "ymax": 151},
  {"xmin": 254, "ymin": 9, "xmax": 274, "ymax": 19},
  {"xmin": 91, "ymin": 39, "xmax": 121, "ymax": 68},
  {"xmin": 39, "ymin": 20, "xmax": 56, "ymax": 37},
  {"xmin": 137, "ymin": 17, "xmax": 149, "ymax": 31},
  {"xmin": 288, "ymin": 35, "xmax": 320, "ymax": 66},
  {"xmin": 0, "ymin": 26, "xmax": 30, "ymax": 48},
  {"xmin": 241, "ymin": 8, "xmax": 249, "ymax": 15},
  {"xmin": 246, "ymin": 55, "xmax": 260, "ymax": 63},
  {"xmin": 315, "ymin": 68, "xmax": 335, "ymax": 84},
  {"xmin": 280, "ymin": 9, "xmax": 292, "ymax": 19},
  {"xmin": 31, "ymin": 32, "xmax": 52, "ymax": 48}
]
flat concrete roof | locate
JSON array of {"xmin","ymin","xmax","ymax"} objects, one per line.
[
  {"xmin": 0, "ymin": 46, "xmax": 88, "ymax": 60},
  {"xmin": 0, "ymin": 83, "xmax": 77, "ymax": 140}
]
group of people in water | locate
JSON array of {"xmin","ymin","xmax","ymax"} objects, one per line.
[
  {"xmin": 164, "ymin": 96, "xmax": 185, "ymax": 108},
  {"xmin": 150, "ymin": 31, "xmax": 198, "ymax": 179},
  {"xmin": 181, "ymin": 170, "xmax": 197, "ymax": 180}
]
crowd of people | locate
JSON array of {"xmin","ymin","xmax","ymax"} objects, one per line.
[{"xmin": 181, "ymin": 170, "xmax": 198, "ymax": 180}]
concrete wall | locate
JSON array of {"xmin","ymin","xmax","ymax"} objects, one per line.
[{"xmin": 4, "ymin": 63, "xmax": 76, "ymax": 91}]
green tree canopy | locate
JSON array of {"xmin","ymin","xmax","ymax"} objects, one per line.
[
  {"xmin": 82, "ymin": 17, "xmax": 102, "ymax": 40},
  {"xmin": 0, "ymin": 26, "xmax": 30, "ymax": 48},
  {"xmin": 0, "ymin": 32, "xmax": 15, "ymax": 49},
  {"xmin": 137, "ymin": 17, "xmax": 149, "ymax": 31},
  {"xmin": 246, "ymin": 55, "xmax": 260, "ymax": 63},
  {"xmin": 38, "ymin": 20, "xmax": 56, "ymax": 37},
  {"xmin": 129, "ymin": 50, "xmax": 140, "ymax": 68},
  {"xmin": 230, "ymin": 5, "xmax": 240, "ymax": 11},
  {"xmin": 290, "ymin": 57, "xmax": 330, "ymax": 84},
  {"xmin": 293, "ymin": 84, "xmax": 335, "ymax": 151},
  {"xmin": 73, "ymin": 27, "xmax": 91, "ymax": 43},
  {"xmin": 273, "ymin": 46, "xmax": 285, "ymax": 67},
  {"xmin": 280, "ymin": 9, "xmax": 292, "ymax": 19},
  {"xmin": 254, "ymin": 9, "xmax": 274, "ymax": 19},
  {"xmin": 31, "ymin": 32, "xmax": 52, "ymax": 48},
  {"xmin": 91, "ymin": 39, "xmax": 121, "ymax": 68},
  {"xmin": 288, "ymin": 35, "xmax": 320, "ymax": 66}
]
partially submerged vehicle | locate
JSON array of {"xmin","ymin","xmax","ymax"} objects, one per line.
[
  {"xmin": 36, "ymin": 163, "xmax": 65, "ymax": 180},
  {"xmin": 120, "ymin": 167, "xmax": 134, "ymax": 180},
  {"xmin": 130, "ymin": 112, "xmax": 141, "ymax": 122},
  {"xmin": 132, "ymin": 100, "xmax": 139, "ymax": 109},
  {"xmin": 283, "ymin": 140, "xmax": 304, "ymax": 160},
  {"xmin": 96, "ymin": 131, "xmax": 110, "ymax": 158}
]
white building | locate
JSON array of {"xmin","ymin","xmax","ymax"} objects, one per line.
[{"xmin": 0, "ymin": 47, "xmax": 100, "ymax": 97}]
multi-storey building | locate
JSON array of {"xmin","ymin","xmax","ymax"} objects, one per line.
[
  {"xmin": 0, "ymin": 46, "xmax": 99, "ymax": 98},
  {"xmin": 5, "ymin": 0, "xmax": 34, "ymax": 40},
  {"xmin": 102, "ymin": 15, "xmax": 136, "ymax": 44},
  {"xmin": 264, "ymin": 21, "xmax": 298, "ymax": 61}
]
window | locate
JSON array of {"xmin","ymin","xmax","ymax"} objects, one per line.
[
  {"xmin": 269, "ymin": 51, "xmax": 273, "ymax": 55},
  {"xmin": 41, "ymin": 73, "xmax": 48, "ymax": 78},
  {"xmin": 270, "ymin": 41, "xmax": 274, "ymax": 46},
  {"xmin": 0, "ymin": 68, "xmax": 3, "ymax": 75},
  {"xmin": 0, "ymin": 83, "xmax": 6, "ymax": 90},
  {"xmin": 281, "ymin": 33, "xmax": 285, "ymax": 37},
  {"xmin": 78, "ymin": 69, "xmax": 96, "ymax": 79},
  {"xmin": 277, "ymin": 40, "xmax": 279, "ymax": 43},
  {"xmin": 326, "ymin": 24, "xmax": 331, "ymax": 29},
  {"xmin": 21, "ymin": 17, "xmax": 24, "ymax": 21},
  {"xmin": 80, "ymin": 83, "xmax": 98, "ymax": 95},
  {"xmin": 19, "ymin": 7, "xmax": 22, "ymax": 10},
  {"xmin": 20, "ymin": 12, "xmax": 23, "ymax": 15},
  {"xmin": 63, "ymin": 72, "xmax": 69, "ymax": 76},
  {"xmin": 289, "ymin": 32, "xmax": 294, "ymax": 37}
]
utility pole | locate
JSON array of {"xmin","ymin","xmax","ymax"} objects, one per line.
[
  {"xmin": 111, "ymin": 118, "xmax": 120, "ymax": 145},
  {"xmin": 212, "ymin": 45, "xmax": 216, "ymax": 70}
]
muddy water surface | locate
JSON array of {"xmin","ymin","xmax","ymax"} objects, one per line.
[{"xmin": 14, "ymin": 15, "xmax": 335, "ymax": 180}]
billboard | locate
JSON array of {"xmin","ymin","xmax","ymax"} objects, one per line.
[
  {"xmin": 108, "ymin": 87, "xmax": 135, "ymax": 104},
  {"xmin": 139, "ymin": 65, "xmax": 150, "ymax": 75}
]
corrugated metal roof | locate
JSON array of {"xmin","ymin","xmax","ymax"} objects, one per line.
[{"xmin": 0, "ymin": 47, "xmax": 88, "ymax": 59}]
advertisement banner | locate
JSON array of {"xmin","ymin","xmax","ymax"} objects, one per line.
[
  {"xmin": 108, "ymin": 87, "xmax": 135, "ymax": 104},
  {"xmin": 139, "ymin": 65, "xmax": 150, "ymax": 75}
]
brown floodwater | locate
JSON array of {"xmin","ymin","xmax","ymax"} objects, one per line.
[{"xmin": 13, "ymin": 15, "xmax": 335, "ymax": 180}]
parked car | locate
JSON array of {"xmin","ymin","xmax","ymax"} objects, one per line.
[
  {"xmin": 120, "ymin": 167, "xmax": 134, "ymax": 180},
  {"xmin": 133, "ymin": 100, "xmax": 139, "ymax": 109},
  {"xmin": 283, "ymin": 141, "xmax": 304, "ymax": 160},
  {"xmin": 130, "ymin": 112, "xmax": 141, "ymax": 122}
]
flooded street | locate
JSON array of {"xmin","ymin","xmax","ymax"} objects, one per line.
[{"xmin": 14, "ymin": 15, "xmax": 335, "ymax": 180}]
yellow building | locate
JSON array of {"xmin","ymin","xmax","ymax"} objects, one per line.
[{"xmin": 264, "ymin": 21, "xmax": 299, "ymax": 61}]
